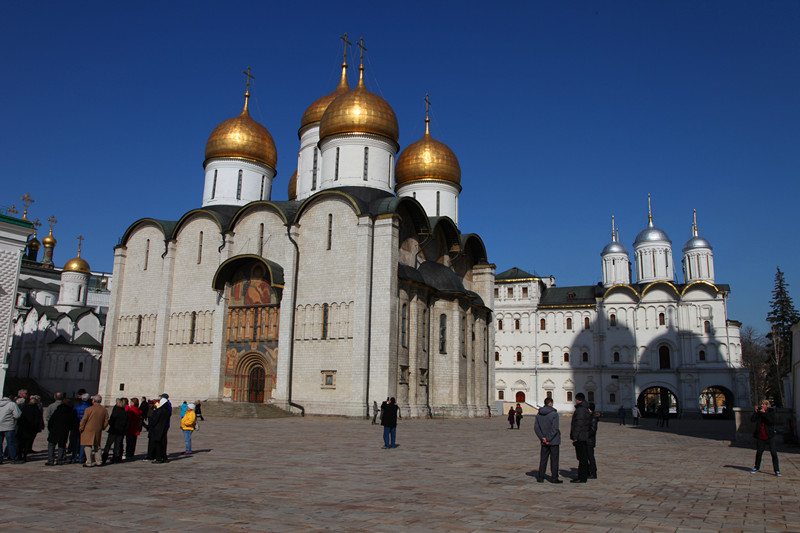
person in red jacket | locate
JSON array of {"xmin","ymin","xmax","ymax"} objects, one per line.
[{"xmin": 124, "ymin": 397, "xmax": 142, "ymax": 461}]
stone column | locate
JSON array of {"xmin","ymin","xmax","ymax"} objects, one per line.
[
  {"xmin": 98, "ymin": 245, "xmax": 127, "ymax": 400},
  {"xmin": 153, "ymin": 240, "xmax": 176, "ymax": 394}
]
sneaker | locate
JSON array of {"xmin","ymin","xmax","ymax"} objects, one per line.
[
  {"xmin": 776, "ymin": 471, "xmax": 782, "ymax": 477},
  {"xmin": 750, "ymin": 468, "xmax": 759, "ymax": 474},
  {"xmin": 122, "ymin": 455, "xmax": 126, "ymax": 460}
]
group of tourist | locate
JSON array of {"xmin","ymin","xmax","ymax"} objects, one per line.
[{"xmin": 0, "ymin": 389, "xmax": 202, "ymax": 466}]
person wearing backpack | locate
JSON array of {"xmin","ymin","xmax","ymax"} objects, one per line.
[{"xmin": 750, "ymin": 399, "xmax": 780, "ymax": 476}]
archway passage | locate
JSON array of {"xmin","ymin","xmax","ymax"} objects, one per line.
[
  {"xmin": 231, "ymin": 352, "xmax": 275, "ymax": 403},
  {"xmin": 515, "ymin": 391, "xmax": 526, "ymax": 403},
  {"xmin": 700, "ymin": 386, "xmax": 733, "ymax": 418},
  {"xmin": 637, "ymin": 386, "xmax": 678, "ymax": 418}
]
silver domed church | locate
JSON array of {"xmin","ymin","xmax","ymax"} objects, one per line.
[
  {"xmin": 99, "ymin": 44, "xmax": 495, "ymax": 417},
  {"xmin": 493, "ymin": 199, "xmax": 749, "ymax": 418}
]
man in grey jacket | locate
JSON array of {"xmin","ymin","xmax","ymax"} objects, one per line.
[
  {"xmin": 534, "ymin": 397, "xmax": 562, "ymax": 483},
  {"xmin": 0, "ymin": 396, "xmax": 22, "ymax": 464}
]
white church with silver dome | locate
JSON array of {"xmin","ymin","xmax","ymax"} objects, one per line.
[
  {"xmin": 98, "ymin": 42, "xmax": 494, "ymax": 418},
  {"xmin": 494, "ymin": 199, "xmax": 749, "ymax": 418}
]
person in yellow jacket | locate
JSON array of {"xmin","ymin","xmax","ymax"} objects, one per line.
[{"xmin": 180, "ymin": 403, "xmax": 196, "ymax": 455}]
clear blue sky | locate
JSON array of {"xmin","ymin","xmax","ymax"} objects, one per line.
[{"xmin": 2, "ymin": 1, "xmax": 798, "ymax": 334}]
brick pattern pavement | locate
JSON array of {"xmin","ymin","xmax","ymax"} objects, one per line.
[{"xmin": 0, "ymin": 416, "xmax": 797, "ymax": 532}]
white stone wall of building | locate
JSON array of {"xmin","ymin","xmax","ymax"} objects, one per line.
[
  {"xmin": 319, "ymin": 135, "xmax": 396, "ymax": 194},
  {"xmin": 396, "ymin": 181, "xmax": 460, "ymax": 225},
  {"xmin": 297, "ymin": 126, "xmax": 320, "ymax": 200},
  {"xmin": 202, "ymin": 158, "xmax": 275, "ymax": 207}
]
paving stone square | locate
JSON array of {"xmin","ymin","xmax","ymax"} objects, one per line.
[{"xmin": 1, "ymin": 415, "xmax": 797, "ymax": 532}]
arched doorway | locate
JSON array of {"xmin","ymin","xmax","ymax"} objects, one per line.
[
  {"xmin": 699, "ymin": 386, "xmax": 733, "ymax": 418},
  {"xmin": 515, "ymin": 391, "xmax": 526, "ymax": 403},
  {"xmin": 232, "ymin": 352, "xmax": 275, "ymax": 403},
  {"xmin": 658, "ymin": 346, "xmax": 671, "ymax": 369},
  {"xmin": 637, "ymin": 386, "xmax": 678, "ymax": 418}
]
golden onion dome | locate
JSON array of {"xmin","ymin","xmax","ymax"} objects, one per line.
[
  {"xmin": 27, "ymin": 236, "xmax": 41, "ymax": 250},
  {"xmin": 42, "ymin": 229, "xmax": 57, "ymax": 247},
  {"xmin": 300, "ymin": 62, "xmax": 350, "ymax": 134},
  {"xmin": 204, "ymin": 93, "xmax": 277, "ymax": 169},
  {"xmin": 288, "ymin": 170, "xmax": 297, "ymax": 201},
  {"xmin": 64, "ymin": 253, "xmax": 91, "ymax": 273},
  {"xmin": 395, "ymin": 119, "xmax": 461, "ymax": 186},
  {"xmin": 319, "ymin": 67, "xmax": 399, "ymax": 144}
]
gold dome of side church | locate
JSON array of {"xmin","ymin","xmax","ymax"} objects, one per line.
[
  {"xmin": 300, "ymin": 61, "xmax": 351, "ymax": 134},
  {"xmin": 288, "ymin": 170, "xmax": 297, "ymax": 200},
  {"xmin": 64, "ymin": 237, "xmax": 90, "ymax": 273},
  {"xmin": 204, "ymin": 84, "xmax": 277, "ymax": 170},
  {"xmin": 395, "ymin": 112, "xmax": 461, "ymax": 187},
  {"xmin": 319, "ymin": 59, "xmax": 399, "ymax": 144},
  {"xmin": 42, "ymin": 228, "xmax": 57, "ymax": 247}
]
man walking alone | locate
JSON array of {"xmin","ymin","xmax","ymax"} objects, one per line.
[{"xmin": 381, "ymin": 397, "xmax": 399, "ymax": 449}]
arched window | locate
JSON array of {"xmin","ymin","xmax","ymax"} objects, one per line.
[
  {"xmin": 237, "ymin": 169, "xmax": 243, "ymax": 200},
  {"xmin": 587, "ymin": 391, "xmax": 595, "ymax": 402},
  {"xmin": 582, "ymin": 352, "xmax": 589, "ymax": 362},
  {"xmin": 566, "ymin": 317, "xmax": 572, "ymax": 330},
  {"xmin": 460, "ymin": 316, "xmax": 466, "ymax": 356},
  {"xmin": 516, "ymin": 351, "xmax": 522, "ymax": 362},
  {"xmin": 327, "ymin": 214, "xmax": 333, "ymax": 250},
  {"xmin": 135, "ymin": 315, "xmax": 143, "ymax": 346},
  {"xmin": 190, "ymin": 311, "xmax": 197, "ymax": 344},
  {"xmin": 699, "ymin": 350, "xmax": 706, "ymax": 361},
  {"xmin": 334, "ymin": 147, "xmax": 340, "ymax": 180},
  {"xmin": 322, "ymin": 304, "xmax": 330, "ymax": 340},
  {"xmin": 584, "ymin": 317, "xmax": 590, "ymax": 329},
  {"xmin": 436, "ymin": 191, "xmax": 440, "ymax": 216},
  {"xmin": 659, "ymin": 346, "xmax": 671, "ymax": 369},
  {"xmin": 495, "ymin": 351, "xmax": 500, "ymax": 362},
  {"xmin": 541, "ymin": 351, "xmax": 550, "ymax": 364},
  {"xmin": 211, "ymin": 169, "xmax": 217, "ymax": 199},
  {"xmin": 421, "ymin": 310, "xmax": 427, "ymax": 352},
  {"xmin": 613, "ymin": 351, "xmax": 620, "ymax": 362},
  {"xmin": 64, "ymin": 361, "xmax": 69, "ymax": 372},
  {"xmin": 564, "ymin": 352, "xmax": 570, "ymax": 363},
  {"xmin": 259, "ymin": 223, "xmax": 265, "ymax": 256},
  {"xmin": 497, "ymin": 319, "xmax": 503, "ymax": 331},
  {"xmin": 610, "ymin": 314, "xmax": 616, "ymax": 327},
  {"xmin": 363, "ymin": 147, "xmax": 369, "ymax": 180},
  {"xmin": 540, "ymin": 318, "xmax": 546, "ymax": 331},
  {"xmin": 704, "ymin": 320, "xmax": 711, "ymax": 333},
  {"xmin": 439, "ymin": 314, "xmax": 447, "ymax": 354},
  {"xmin": 400, "ymin": 304, "xmax": 407, "ymax": 347},
  {"xmin": 566, "ymin": 391, "xmax": 573, "ymax": 402},
  {"xmin": 609, "ymin": 392, "xmax": 616, "ymax": 403},
  {"xmin": 260, "ymin": 175, "xmax": 266, "ymax": 200},
  {"xmin": 197, "ymin": 231, "xmax": 203, "ymax": 264},
  {"xmin": 78, "ymin": 362, "xmax": 84, "ymax": 372},
  {"xmin": 144, "ymin": 239, "xmax": 150, "ymax": 271},
  {"xmin": 659, "ymin": 312, "xmax": 665, "ymax": 326},
  {"xmin": 312, "ymin": 150, "xmax": 318, "ymax": 189},
  {"xmin": 514, "ymin": 319, "xmax": 520, "ymax": 330},
  {"xmin": 546, "ymin": 390, "xmax": 553, "ymax": 399}
]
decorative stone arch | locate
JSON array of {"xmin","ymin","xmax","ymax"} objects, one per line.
[
  {"xmin": 698, "ymin": 384, "xmax": 734, "ymax": 417},
  {"xmin": 230, "ymin": 351, "xmax": 276, "ymax": 403},
  {"xmin": 636, "ymin": 382, "xmax": 679, "ymax": 417}
]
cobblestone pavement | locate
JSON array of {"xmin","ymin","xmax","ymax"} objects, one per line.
[{"xmin": 1, "ymin": 415, "xmax": 797, "ymax": 532}]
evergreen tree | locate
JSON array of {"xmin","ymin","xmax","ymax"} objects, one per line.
[{"xmin": 765, "ymin": 267, "xmax": 799, "ymax": 406}]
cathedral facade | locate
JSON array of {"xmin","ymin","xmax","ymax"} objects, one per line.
[
  {"xmin": 494, "ymin": 209, "xmax": 749, "ymax": 417},
  {"xmin": 98, "ymin": 53, "xmax": 495, "ymax": 418}
]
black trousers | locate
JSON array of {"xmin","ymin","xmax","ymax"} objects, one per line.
[
  {"xmin": 125, "ymin": 435, "xmax": 138, "ymax": 459},
  {"xmin": 537, "ymin": 444, "xmax": 559, "ymax": 480},
  {"xmin": 588, "ymin": 445, "xmax": 597, "ymax": 476},
  {"xmin": 755, "ymin": 437, "xmax": 780, "ymax": 472},
  {"xmin": 574, "ymin": 441, "xmax": 590, "ymax": 481},
  {"xmin": 102, "ymin": 434, "xmax": 124, "ymax": 463}
]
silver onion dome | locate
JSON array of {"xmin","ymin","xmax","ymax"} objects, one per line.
[
  {"xmin": 683, "ymin": 235, "xmax": 712, "ymax": 252},
  {"xmin": 634, "ymin": 222, "xmax": 671, "ymax": 245},
  {"xmin": 602, "ymin": 241, "xmax": 628, "ymax": 255}
]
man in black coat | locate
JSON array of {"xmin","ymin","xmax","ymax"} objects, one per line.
[
  {"xmin": 570, "ymin": 392, "xmax": 591, "ymax": 483},
  {"xmin": 381, "ymin": 397, "xmax": 399, "ymax": 449},
  {"xmin": 534, "ymin": 397, "xmax": 562, "ymax": 483},
  {"xmin": 46, "ymin": 397, "xmax": 73, "ymax": 465},
  {"xmin": 102, "ymin": 398, "xmax": 129, "ymax": 464},
  {"xmin": 148, "ymin": 398, "xmax": 170, "ymax": 463}
]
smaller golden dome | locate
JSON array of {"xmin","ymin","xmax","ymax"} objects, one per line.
[
  {"xmin": 27, "ymin": 236, "xmax": 41, "ymax": 250},
  {"xmin": 319, "ymin": 68, "xmax": 399, "ymax": 143},
  {"xmin": 288, "ymin": 170, "xmax": 297, "ymax": 201},
  {"xmin": 42, "ymin": 230, "xmax": 57, "ymax": 247},
  {"xmin": 64, "ymin": 255, "xmax": 90, "ymax": 273},
  {"xmin": 205, "ymin": 93, "xmax": 277, "ymax": 169},
  {"xmin": 300, "ymin": 62, "xmax": 350, "ymax": 134},
  {"xmin": 395, "ymin": 119, "xmax": 461, "ymax": 186}
]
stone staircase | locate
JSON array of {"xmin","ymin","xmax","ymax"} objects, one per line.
[{"xmin": 198, "ymin": 401, "xmax": 294, "ymax": 419}]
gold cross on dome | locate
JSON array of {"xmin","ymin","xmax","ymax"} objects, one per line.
[
  {"xmin": 20, "ymin": 193, "xmax": 34, "ymax": 220},
  {"xmin": 243, "ymin": 66, "xmax": 255, "ymax": 94},
  {"xmin": 77, "ymin": 235, "xmax": 84, "ymax": 254},
  {"xmin": 47, "ymin": 214, "xmax": 58, "ymax": 230},
  {"xmin": 340, "ymin": 33, "xmax": 352, "ymax": 63},
  {"xmin": 6, "ymin": 205, "xmax": 17, "ymax": 216},
  {"xmin": 357, "ymin": 37, "xmax": 367, "ymax": 68},
  {"xmin": 33, "ymin": 218, "xmax": 41, "ymax": 234}
]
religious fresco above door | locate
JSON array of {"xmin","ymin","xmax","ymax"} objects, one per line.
[{"xmin": 229, "ymin": 262, "xmax": 279, "ymax": 307}]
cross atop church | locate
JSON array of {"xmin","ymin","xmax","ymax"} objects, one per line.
[
  {"xmin": 243, "ymin": 66, "xmax": 255, "ymax": 96},
  {"xmin": 47, "ymin": 214, "xmax": 58, "ymax": 231},
  {"xmin": 357, "ymin": 37, "xmax": 367, "ymax": 70},
  {"xmin": 77, "ymin": 235, "xmax": 84, "ymax": 255},
  {"xmin": 20, "ymin": 193, "xmax": 34, "ymax": 220},
  {"xmin": 647, "ymin": 193, "xmax": 653, "ymax": 224},
  {"xmin": 340, "ymin": 33, "xmax": 351, "ymax": 64},
  {"xmin": 6, "ymin": 205, "xmax": 17, "ymax": 216},
  {"xmin": 33, "ymin": 218, "xmax": 41, "ymax": 234},
  {"xmin": 424, "ymin": 93, "xmax": 432, "ymax": 133}
]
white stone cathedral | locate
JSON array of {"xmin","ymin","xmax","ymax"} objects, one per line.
[
  {"xmin": 99, "ymin": 49, "xmax": 495, "ymax": 418},
  {"xmin": 494, "ymin": 206, "xmax": 750, "ymax": 417}
]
